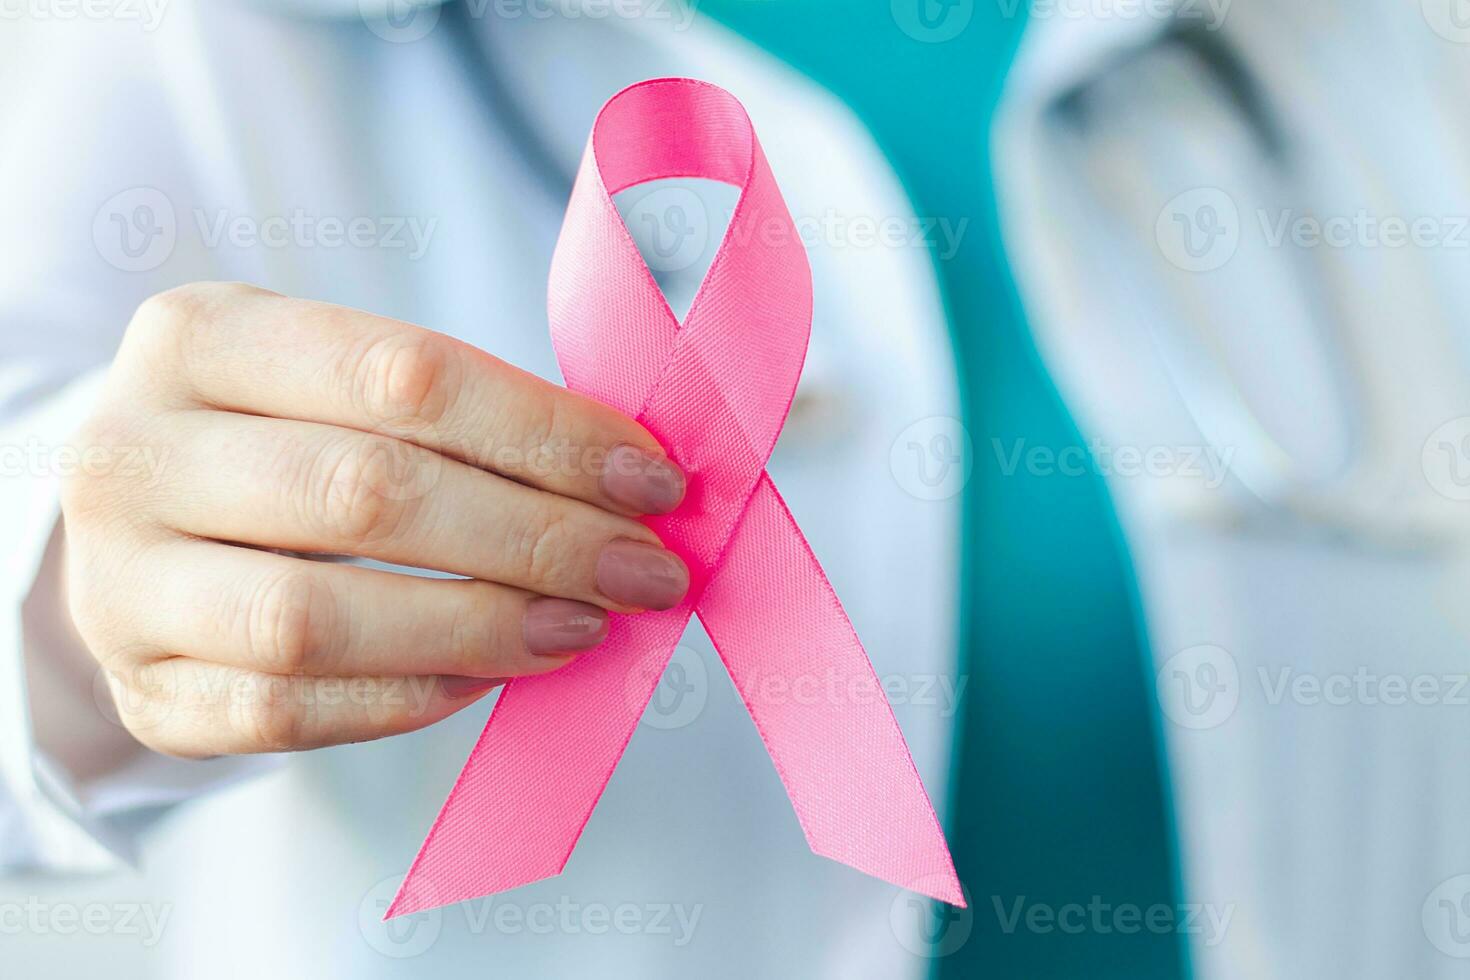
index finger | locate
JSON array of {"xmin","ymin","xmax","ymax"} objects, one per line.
[{"xmin": 129, "ymin": 282, "xmax": 686, "ymax": 517}]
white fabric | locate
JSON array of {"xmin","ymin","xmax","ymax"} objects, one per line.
[
  {"xmin": 0, "ymin": 2, "xmax": 963, "ymax": 976},
  {"xmin": 996, "ymin": 3, "xmax": 1470, "ymax": 978}
]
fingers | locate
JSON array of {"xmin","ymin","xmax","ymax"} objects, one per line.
[
  {"xmin": 103, "ymin": 657, "xmax": 503, "ymax": 757},
  {"xmin": 69, "ymin": 282, "xmax": 697, "ymax": 760},
  {"xmin": 120, "ymin": 538, "xmax": 609, "ymax": 677},
  {"xmin": 151, "ymin": 410, "xmax": 690, "ymax": 612},
  {"xmin": 126, "ymin": 282, "xmax": 685, "ymax": 516}
]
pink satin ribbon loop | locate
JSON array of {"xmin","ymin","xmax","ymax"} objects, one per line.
[{"xmin": 388, "ymin": 78, "xmax": 962, "ymax": 919}]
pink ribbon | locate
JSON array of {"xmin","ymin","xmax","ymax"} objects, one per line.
[{"xmin": 387, "ymin": 78, "xmax": 962, "ymax": 918}]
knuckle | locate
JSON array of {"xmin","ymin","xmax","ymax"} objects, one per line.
[
  {"xmin": 229, "ymin": 673, "xmax": 305, "ymax": 752},
  {"xmin": 356, "ymin": 333, "xmax": 459, "ymax": 429},
  {"xmin": 58, "ymin": 414, "xmax": 150, "ymax": 524},
  {"xmin": 509, "ymin": 507, "xmax": 571, "ymax": 590},
  {"xmin": 310, "ymin": 436, "xmax": 415, "ymax": 545},
  {"xmin": 57, "ymin": 448, "xmax": 100, "ymax": 523},
  {"xmin": 244, "ymin": 569, "xmax": 327, "ymax": 675},
  {"xmin": 526, "ymin": 520, "xmax": 565, "ymax": 587},
  {"xmin": 64, "ymin": 562, "xmax": 108, "ymax": 653},
  {"xmin": 60, "ymin": 529, "xmax": 155, "ymax": 664},
  {"xmin": 504, "ymin": 387, "xmax": 565, "ymax": 480},
  {"xmin": 127, "ymin": 727, "xmax": 189, "ymax": 759},
  {"xmin": 124, "ymin": 714, "xmax": 204, "ymax": 760},
  {"xmin": 522, "ymin": 387, "xmax": 561, "ymax": 452},
  {"xmin": 102, "ymin": 661, "xmax": 183, "ymax": 747},
  {"xmin": 130, "ymin": 283, "xmax": 211, "ymax": 340},
  {"xmin": 129, "ymin": 281, "xmax": 256, "ymax": 345},
  {"xmin": 99, "ymin": 664, "xmax": 146, "ymax": 721},
  {"xmin": 124, "ymin": 282, "xmax": 269, "ymax": 385},
  {"xmin": 448, "ymin": 585, "xmax": 507, "ymax": 668}
]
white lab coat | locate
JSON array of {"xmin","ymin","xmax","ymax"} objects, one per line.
[
  {"xmin": 996, "ymin": 3, "xmax": 1470, "ymax": 978},
  {"xmin": 0, "ymin": 3, "xmax": 963, "ymax": 977}
]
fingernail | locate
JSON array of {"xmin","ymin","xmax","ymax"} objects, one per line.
[
  {"xmin": 595, "ymin": 539, "xmax": 690, "ymax": 611},
  {"xmin": 523, "ymin": 597, "xmax": 609, "ymax": 655},
  {"xmin": 440, "ymin": 676, "xmax": 502, "ymax": 699},
  {"xmin": 601, "ymin": 445, "xmax": 686, "ymax": 515}
]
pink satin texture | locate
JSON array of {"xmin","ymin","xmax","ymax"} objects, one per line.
[{"xmin": 386, "ymin": 78, "xmax": 963, "ymax": 918}]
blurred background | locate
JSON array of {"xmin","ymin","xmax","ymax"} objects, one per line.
[
  {"xmin": 7, "ymin": 0, "xmax": 1470, "ymax": 978},
  {"xmin": 699, "ymin": 2, "xmax": 1185, "ymax": 978}
]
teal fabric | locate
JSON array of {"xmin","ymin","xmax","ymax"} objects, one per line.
[{"xmin": 697, "ymin": 3, "xmax": 1189, "ymax": 977}]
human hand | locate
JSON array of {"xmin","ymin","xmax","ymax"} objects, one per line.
[{"xmin": 62, "ymin": 282, "xmax": 688, "ymax": 757}]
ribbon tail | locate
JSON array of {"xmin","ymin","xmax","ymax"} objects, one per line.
[
  {"xmin": 385, "ymin": 607, "xmax": 693, "ymax": 919},
  {"xmin": 698, "ymin": 474, "xmax": 965, "ymax": 907}
]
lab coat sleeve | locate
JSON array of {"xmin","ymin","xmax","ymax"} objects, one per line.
[
  {"xmin": 0, "ymin": 17, "xmax": 281, "ymax": 875},
  {"xmin": 0, "ymin": 365, "xmax": 280, "ymax": 874}
]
